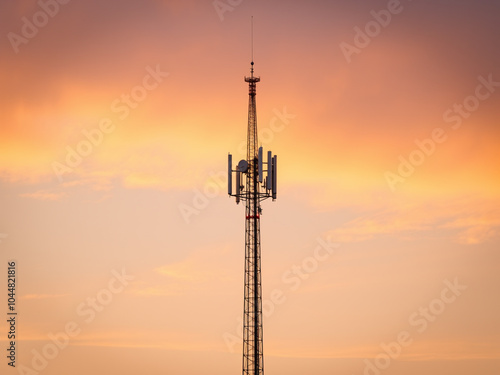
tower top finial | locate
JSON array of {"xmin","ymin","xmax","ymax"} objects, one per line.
[
  {"xmin": 251, "ymin": 16, "xmax": 254, "ymax": 71},
  {"xmin": 245, "ymin": 16, "xmax": 259, "ymax": 87}
]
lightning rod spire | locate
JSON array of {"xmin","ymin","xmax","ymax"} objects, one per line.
[{"xmin": 251, "ymin": 16, "xmax": 254, "ymax": 64}]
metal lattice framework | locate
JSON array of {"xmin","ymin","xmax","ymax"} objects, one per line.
[
  {"xmin": 228, "ymin": 61, "xmax": 277, "ymax": 375},
  {"xmin": 243, "ymin": 63, "xmax": 263, "ymax": 375}
]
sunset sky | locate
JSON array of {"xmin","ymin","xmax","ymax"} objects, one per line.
[{"xmin": 1, "ymin": 0, "xmax": 499, "ymax": 374}]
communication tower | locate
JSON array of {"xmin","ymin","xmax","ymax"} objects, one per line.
[{"xmin": 228, "ymin": 54, "xmax": 277, "ymax": 375}]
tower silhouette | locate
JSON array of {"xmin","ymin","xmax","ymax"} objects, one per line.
[{"xmin": 228, "ymin": 59, "xmax": 277, "ymax": 375}]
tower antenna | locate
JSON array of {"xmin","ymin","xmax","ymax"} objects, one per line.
[{"xmin": 251, "ymin": 16, "xmax": 254, "ymax": 64}]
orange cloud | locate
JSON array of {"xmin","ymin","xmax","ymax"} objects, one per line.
[
  {"xmin": 131, "ymin": 244, "xmax": 238, "ymax": 297},
  {"xmin": 327, "ymin": 197, "xmax": 500, "ymax": 245},
  {"xmin": 20, "ymin": 190, "xmax": 66, "ymax": 201}
]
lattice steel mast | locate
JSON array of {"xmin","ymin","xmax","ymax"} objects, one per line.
[{"xmin": 228, "ymin": 58, "xmax": 278, "ymax": 375}]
